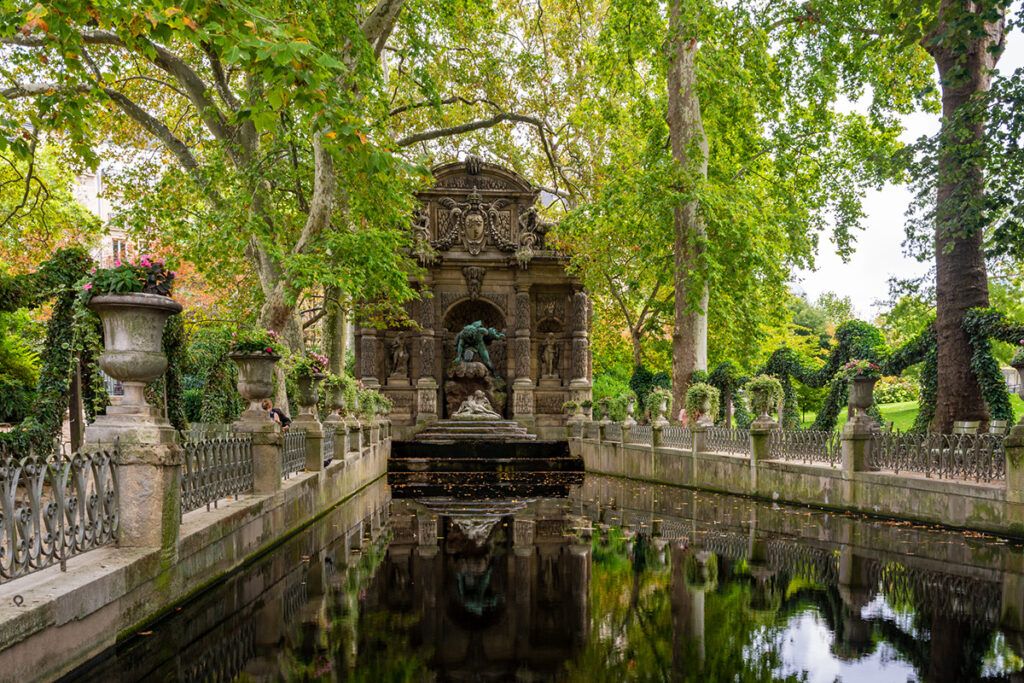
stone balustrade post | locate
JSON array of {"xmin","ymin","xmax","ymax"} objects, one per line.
[
  {"xmin": 841, "ymin": 420, "xmax": 874, "ymax": 478},
  {"xmin": 1006, "ymin": 421, "xmax": 1024, "ymax": 505},
  {"xmin": 234, "ymin": 412, "xmax": 282, "ymax": 495},
  {"xmin": 341, "ymin": 423, "xmax": 352, "ymax": 457},
  {"xmin": 692, "ymin": 423, "xmax": 708, "ymax": 455},
  {"xmin": 652, "ymin": 424, "xmax": 665, "ymax": 449},
  {"xmin": 749, "ymin": 417, "xmax": 775, "ymax": 491},
  {"xmin": 292, "ymin": 401, "xmax": 324, "ymax": 475},
  {"xmin": 86, "ymin": 416, "xmax": 182, "ymax": 553},
  {"xmin": 620, "ymin": 422, "xmax": 631, "ymax": 445}
]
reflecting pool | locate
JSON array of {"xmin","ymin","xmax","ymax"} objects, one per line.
[{"xmin": 66, "ymin": 474, "xmax": 1024, "ymax": 682}]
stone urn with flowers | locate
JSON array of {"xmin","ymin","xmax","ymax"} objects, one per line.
[
  {"xmin": 85, "ymin": 256, "xmax": 181, "ymax": 418},
  {"xmin": 685, "ymin": 383, "xmax": 720, "ymax": 427},
  {"xmin": 292, "ymin": 352, "xmax": 329, "ymax": 417},
  {"xmin": 229, "ymin": 329, "xmax": 284, "ymax": 416}
]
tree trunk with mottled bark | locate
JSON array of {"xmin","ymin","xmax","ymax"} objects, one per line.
[
  {"xmin": 667, "ymin": 0, "xmax": 710, "ymax": 417},
  {"xmin": 925, "ymin": 1, "xmax": 1004, "ymax": 432}
]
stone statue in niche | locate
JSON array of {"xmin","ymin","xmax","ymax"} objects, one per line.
[
  {"xmin": 389, "ymin": 333, "xmax": 410, "ymax": 377},
  {"xmin": 452, "ymin": 390, "xmax": 501, "ymax": 420},
  {"xmin": 454, "ymin": 320, "xmax": 505, "ymax": 372},
  {"xmin": 541, "ymin": 333, "xmax": 559, "ymax": 378},
  {"xmin": 462, "ymin": 266, "xmax": 486, "ymax": 300}
]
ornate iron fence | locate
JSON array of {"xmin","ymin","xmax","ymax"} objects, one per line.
[
  {"xmin": 868, "ymin": 431, "xmax": 1006, "ymax": 482},
  {"xmin": 628, "ymin": 425, "xmax": 653, "ymax": 445},
  {"xmin": 662, "ymin": 425, "xmax": 692, "ymax": 448},
  {"xmin": 863, "ymin": 557, "xmax": 1001, "ymax": 627},
  {"xmin": 322, "ymin": 426, "xmax": 336, "ymax": 465},
  {"xmin": 282, "ymin": 430, "xmax": 307, "ymax": 479},
  {"xmin": 0, "ymin": 445, "xmax": 118, "ymax": 584},
  {"xmin": 705, "ymin": 427, "xmax": 749, "ymax": 456},
  {"xmin": 181, "ymin": 436, "xmax": 254, "ymax": 514},
  {"xmin": 768, "ymin": 429, "xmax": 841, "ymax": 467}
]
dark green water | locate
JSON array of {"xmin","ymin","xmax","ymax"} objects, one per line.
[{"xmin": 66, "ymin": 474, "xmax": 1024, "ymax": 682}]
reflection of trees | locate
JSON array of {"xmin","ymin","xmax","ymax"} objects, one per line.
[{"xmin": 562, "ymin": 532, "xmax": 796, "ymax": 682}]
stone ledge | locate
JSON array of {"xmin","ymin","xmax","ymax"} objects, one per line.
[
  {"xmin": 854, "ymin": 469, "xmax": 1004, "ymax": 498},
  {"xmin": 0, "ymin": 440, "xmax": 388, "ymax": 680}
]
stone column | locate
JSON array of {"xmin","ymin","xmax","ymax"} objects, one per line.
[
  {"xmin": 359, "ymin": 327, "xmax": 381, "ymax": 388},
  {"xmin": 749, "ymin": 417, "xmax": 774, "ymax": 492},
  {"xmin": 569, "ymin": 290, "xmax": 592, "ymax": 402},
  {"xmin": 416, "ymin": 288, "xmax": 439, "ymax": 425},
  {"xmin": 86, "ymin": 413, "xmax": 181, "ymax": 553},
  {"xmin": 292, "ymin": 381, "xmax": 324, "ymax": 473},
  {"xmin": 512, "ymin": 285, "xmax": 535, "ymax": 425},
  {"xmin": 1006, "ymin": 418, "xmax": 1024, "ymax": 505},
  {"xmin": 692, "ymin": 423, "xmax": 708, "ymax": 455},
  {"xmin": 235, "ymin": 409, "xmax": 283, "ymax": 494}
]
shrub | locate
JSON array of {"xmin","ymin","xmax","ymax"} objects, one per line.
[
  {"xmin": 231, "ymin": 328, "xmax": 285, "ymax": 356},
  {"xmin": 629, "ymin": 365, "xmax": 670, "ymax": 413},
  {"xmin": 685, "ymin": 383, "xmax": 720, "ymax": 421},
  {"xmin": 873, "ymin": 376, "xmax": 919, "ymax": 404},
  {"xmin": 644, "ymin": 386, "xmax": 673, "ymax": 420},
  {"xmin": 842, "ymin": 359, "xmax": 882, "ymax": 380},
  {"xmin": 81, "ymin": 255, "xmax": 174, "ymax": 299}
]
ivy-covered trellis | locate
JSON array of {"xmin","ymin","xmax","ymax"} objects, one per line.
[
  {"xmin": 699, "ymin": 311, "xmax": 1021, "ymax": 434},
  {"xmin": 0, "ymin": 248, "xmax": 106, "ymax": 453}
]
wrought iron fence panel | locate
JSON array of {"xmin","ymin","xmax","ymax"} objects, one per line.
[
  {"xmin": 181, "ymin": 436, "xmax": 254, "ymax": 514},
  {"xmin": 863, "ymin": 558, "xmax": 1001, "ymax": 628},
  {"xmin": 322, "ymin": 426, "xmax": 336, "ymax": 465},
  {"xmin": 0, "ymin": 445, "xmax": 118, "ymax": 584},
  {"xmin": 765, "ymin": 539, "xmax": 839, "ymax": 584},
  {"xmin": 629, "ymin": 425, "xmax": 653, "ymax": 445},
  {"xmin": 869, "ymin": 431, "xmax": 1005, "ymax": 482},
  {"xmin": 604, "ymin": 424, "xmax": 622, "ymax": 442},
  {"xmin": 768, "ymin": 429, "xmax": 841, "ymax": 467},
  {"xmin": 705, "ymin": 427, "xmax": 749, "ymax": 456},
  {"xmin": 662, "ymin": 426, "xmax": 692, "ymax": 449},
  {"xmin": 282, "ymin": 430, "xmax": 307, "ymax": 479}
]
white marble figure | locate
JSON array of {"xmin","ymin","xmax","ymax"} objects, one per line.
[{"xmin": 453, "ymin": 390, "xmax": 501, "ymax": 420}]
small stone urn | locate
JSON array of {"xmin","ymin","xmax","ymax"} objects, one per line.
[
  {"xmin": 623, "ymin": 398, "xmax": 637, "ymax": 427},
  {"xmin": 652, "ymin": 396, "xmax": 670, "ymax": 428},
  {"xmin": 229, "ymin": 352, "xmax": 281, "ymax": 415},
  {"xmin": 324, "ymin": 382, "xmax": 345, "ymax": 424},
  {"xmin": 89, "ymin": 292, "xmax": 183, "ymax": 415},
  {"xmin": 848, "ymin": 376, "xmax": 878, "ymax": 416},
  {"xmin": 1013, "ymin": 357, "xmax": 1024, "ymax": 402},
  {"xmin": 295, "ymin": 373, "xmax": 324, "ymax": 416}
]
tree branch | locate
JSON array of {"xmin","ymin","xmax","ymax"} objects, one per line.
[{"xmin": 362, "ymin": 0, "xmax": 406, "ymax": 57}]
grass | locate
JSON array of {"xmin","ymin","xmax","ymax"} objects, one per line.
[{"xmin": 799, "ymin": 394, "xmax": 1024, "ymax": 432}]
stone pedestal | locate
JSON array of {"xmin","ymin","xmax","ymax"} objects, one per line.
[
  {"xmin": 234, "ymin": 412, "xmax": 282, "ymax": 494},
  {"xmin": 1006, "ymin": 422, "xmax": 1024, "ymax": 504},
  {"xmin": 692, "ymin": 424, "xmax": 708, "ymax": 454},
  {"xmin": 293, "ymin": 413, "xmax": 324, "ymax": 473},
  {"xmin": 841, "ymin": 421, "xmax": 874, "ymax": 478},
  {"xmin": 749, "ymin": 420, "xmax": 774, "ymax": 491},
  {"xmin": 416, "ymin": 376, "xmax": 439, "ymax": 425},
  {"xmin": 87, "ymin": 414, "xmax": 181, "ymax": 553},
  {"xmin": 512, "ymin": 377, "xmax": 535, "ymax": 422}
]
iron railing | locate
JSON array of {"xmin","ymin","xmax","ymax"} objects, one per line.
[
  {"xmin": 181, "ymin": 436, "xmax": 254, "ymax": 514},
  {"xmin": 662, "ymin": 425, "xmax": 692, "ymax": 448},
  {"xmin": 0, "ymin": 445, "xmax": 118, "ymax": 584},
  {"xmin": 705, "ymin": 427, "xmax": 749, "ymax": 456},
  {"xmin": 282, "ymin": 430, "xmax": 307, "ymax": 479},
  {"xmin": 868, "ymin": 431, "xmax": 1006, "ymax": 482},
  {"xmin": 628, "ymin": 425, "xmax": 653, "ymax": 445},
  {"xmin": 322, "ymin": 426, "xmax": 336, "ymax": 465},
  {"xmin": 768, "ymin": 429, "xmax": 841, "ymax": 467}
]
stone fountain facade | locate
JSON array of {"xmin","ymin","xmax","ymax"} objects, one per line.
[{"xmin": 355, "ymin": 158, "xmax": 591, "ymax": 441}]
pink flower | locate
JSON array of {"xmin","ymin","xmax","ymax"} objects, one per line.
[
  {"xmin": 113, "ymin": 259, "xmax": 121, "ymax": 267},
  {"xmin": 83, "ymin": 282, "xmax": 93, "ymax": 291},
  {"xmin": 265, "ymin": 347, "xmax": 273, "ymax": 354},
  {"xmin": 139, "ymin": 256, "xmax": 152, "ymax": 267}
]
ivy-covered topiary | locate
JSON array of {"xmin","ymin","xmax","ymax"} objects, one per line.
[
  {"xmin": 629, "ymin": 364, "xmax": 670, "ymax": 415},
  {"xmin": 0, "ymin": 248, "xmax": 107, "ymax": 453}
]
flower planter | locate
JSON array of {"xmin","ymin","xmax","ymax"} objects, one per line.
[
  {"xmin": 295, "ymin": 374, "xmax": 324, "ymax": 415},
  {"xmin": 229, "ymin": 352, "xmax": 281, "ymax": 413},
  {"xmin": 848, "ymin": 376, "xmax": 878, "ymax": 416},
  {"xmin": 89, "ymin": 293, "xmax": 182, "ymax": 414}
]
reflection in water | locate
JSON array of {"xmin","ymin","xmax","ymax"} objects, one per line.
[{"xmin": 66, "ymin": 474, "xmax": 1024, "ymax": 682}]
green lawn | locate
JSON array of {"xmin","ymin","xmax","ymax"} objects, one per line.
[{"xmin": 799, "ymin": 394, "xmax": 1024, "ymax": 431}]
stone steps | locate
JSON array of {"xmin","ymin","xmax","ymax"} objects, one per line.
[
  {"xmin": 388, "ymin": 471, "xmax": 584, "ymax": 499},
  {"xmin": 389, "ymin": 456, "xmax": 583, "ymax": 473}
]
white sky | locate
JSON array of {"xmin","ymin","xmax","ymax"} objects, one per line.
[{"xmin": 793, "ymin": 17, "xmax": 1024, "ymax": 320}]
